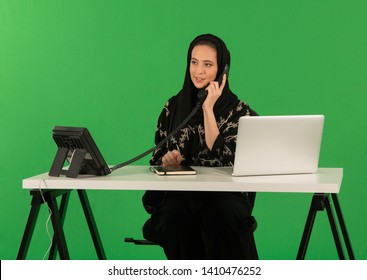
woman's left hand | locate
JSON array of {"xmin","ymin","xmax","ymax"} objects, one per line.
[{"xmin": 202, "ymin": 74, "xmax": 227, "ymax": 111}]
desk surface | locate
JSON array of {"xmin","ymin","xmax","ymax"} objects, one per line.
[{"xmin": 23, "ymin": 166, "xmax": 343, "ymax": 193}]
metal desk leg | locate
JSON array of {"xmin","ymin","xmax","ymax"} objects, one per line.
[
  {"xmin": 17, "ymin": 190, "xmax": 71, "ymax": 260},
  {"xmin": 331, "ymin": 194, "xmax": 355, "ymax": 259},
  {"xmin": 45, "ymin": 191, "xmax": 70, "ymax": 259},
  {"xmin": 48, "ymin": 191, "xmax": 71, "ymax": 259},
  {"xmin": 297, "ymin": 193, "xmax": 354, "ymax": 260},
  {"xmin": 17, "ymin": 198, "xmax": 42, "ymax": 259},
  {"xmin": 324, "ymin": 195, "xmax": 346, "ymax": 259},
  {"xmin": 77, "ymin": 190, "xmax": 107, "ymax": 260},
  {"xmin": 297, "ymin": 193, "xmax": 325, "ymax": 260}
]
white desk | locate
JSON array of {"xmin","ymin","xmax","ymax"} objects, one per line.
[
  {"xmin": 23, "ymin": 166, "xmax": 343, "ymax": 193},
  {"xmin": 18, "ymin": 166, "xmax": 354, "ymax": 260}
]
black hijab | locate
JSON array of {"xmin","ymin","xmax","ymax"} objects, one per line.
[{"xmin": 169, "ymin": 34, "xmax": 240, "ymax": 132}]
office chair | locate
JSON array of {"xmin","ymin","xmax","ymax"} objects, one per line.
[{"xmin": 124, "ymin": 218, "xmax": 159, "ymax": 245}]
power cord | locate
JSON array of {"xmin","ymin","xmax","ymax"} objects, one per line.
[{"xmin": 38, "ymin": 180, "xmax": 53, "ymax": 260}]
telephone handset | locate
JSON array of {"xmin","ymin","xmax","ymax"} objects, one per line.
[{"xmin": 197, "ymin": 64, "xmax": 230, "ymax": 102}]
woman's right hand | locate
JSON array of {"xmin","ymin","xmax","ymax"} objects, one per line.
[{"xmin": 161, "ymin": 150, "xmax": 183, "ymax": 167}]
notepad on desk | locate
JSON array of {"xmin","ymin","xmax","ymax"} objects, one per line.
[{"xmin": 149, "ymin": 166, "xmax": 197, "ymax": 175}]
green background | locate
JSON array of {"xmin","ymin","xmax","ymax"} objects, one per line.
[{"xmin": 1, "ymin": 0, "xmax": 366, "ymax": 260}]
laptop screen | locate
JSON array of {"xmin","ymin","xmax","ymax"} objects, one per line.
[{"xmin": 232, "ymin": 115, "xmax": 324, "ymax": 176}]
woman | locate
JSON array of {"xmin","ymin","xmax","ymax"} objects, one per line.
[{"xmin": 143, "ymin": 34, "xmax": 258, "ymax": 259}]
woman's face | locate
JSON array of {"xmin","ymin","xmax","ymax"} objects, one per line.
[{"xmin": 190, "ymin": 45, "xmax": 218, "ymax": 89}]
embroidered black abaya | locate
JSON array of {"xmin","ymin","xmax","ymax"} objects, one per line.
[{"xmin": 143, "ymin": 34, "xmax": 258, "ymax": 260}]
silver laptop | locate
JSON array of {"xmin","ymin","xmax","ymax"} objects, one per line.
[{"xmin": 232, "ymin": 115, "xmax": 324, "ymax": 176}]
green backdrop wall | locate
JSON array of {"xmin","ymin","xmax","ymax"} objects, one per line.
[{"xmin": 1, "ymin": 0, "xmax": 366, "ymax": 260}]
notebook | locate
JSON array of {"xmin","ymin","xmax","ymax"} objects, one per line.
[
  {"xmin": 149, "ymin": 165, "xmax": 196, "ymax": 175},
  {"xmin": 232, "ymin": 115, "xmax": 324, "ymax": 176}
]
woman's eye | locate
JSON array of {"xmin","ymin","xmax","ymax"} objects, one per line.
[
  {"xmin": 191, "ymin": 60, "xmax": 197, "ymax": 65},
  {"xmin": 205, "ymin": 63, "xmax": 212, "ymax": 67}
]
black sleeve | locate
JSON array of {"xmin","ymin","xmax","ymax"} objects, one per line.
[
  {"xmin": 149, "ymin": 100, "xmax": 172, "ymax": 165},
  {"xmin": 201, "ymin": 102, "xmax": 258, "ymax": 166}
]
